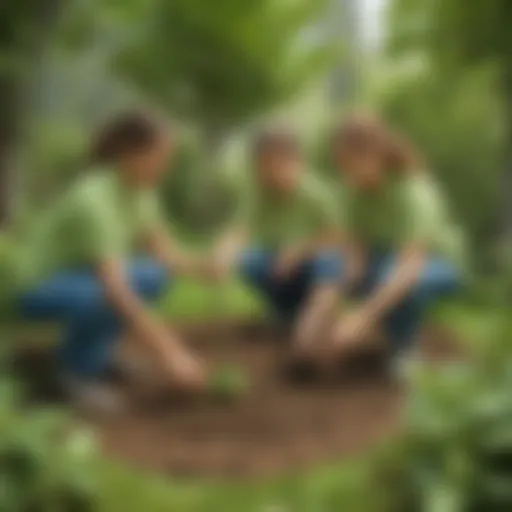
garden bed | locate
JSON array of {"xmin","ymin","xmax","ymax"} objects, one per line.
[{"xmin": 11, "ymin": 322, "xmax": 463, "ymax": 480}]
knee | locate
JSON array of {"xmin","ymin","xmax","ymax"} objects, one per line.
[
  {"xmin": 311, "ymin": 251, "xmax": 343, "ymax": 283},
  {"xmin": 416, "ymin": 262, "xmax": 461, "ymax": 301},
  {"xmin": 130, "ymin": 259, "xmax": 170, "ymax": 299},
  {"xmin": 239, "ymin": 250, "xmax": 273, "ymax": 285}
]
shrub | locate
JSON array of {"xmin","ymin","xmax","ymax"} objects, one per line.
[
  {"xmin": 0, "ymin": 381, "xmax": 99, "ymax": 512},
  {"xmin": 208, "ymin": 364, "xmax": 250, "ymax": 403},
  {"xmin": 388, "ymin": 355, "xmax": 512, "ymax": 512}
]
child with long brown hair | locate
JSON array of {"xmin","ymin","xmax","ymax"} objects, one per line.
[
  {"xmin": 326, "ymin": 113, "xmax": 465, "ymax": 373},
  {"xmin": 10, "ymin": 110, "xmax": 207, "ymax": 413},
  {"xmin": 210, "ymin": 127, "xmax": 342, "ymax": 352}
]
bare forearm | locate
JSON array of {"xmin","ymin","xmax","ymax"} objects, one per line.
[
  {"xmin": 214, "ymin": 226, "xmax": 247, "ymax": 266},
  {"xmin": 146, "ymin": 229, "xmax": 199, "ymax": 276},
  {"xmin": 98, "ymin": 262, "xmax": 180, "ymax": 359},
  {"xmin": 281, "ymin": 235, "xmax": 330, "ymax": 264},
  {"xmin": 342, "ymin": 238, "xmax": 366, "ymax": 290},
  {"xmin": 294, "ymin": 284, "xmax": 339, "ymax": 348},
  {"xmin": 362, "ymin": 249, "xmax": 425, "ymax": 320}
]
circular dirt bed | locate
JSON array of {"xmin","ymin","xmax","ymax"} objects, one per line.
[{"xmin": 11, "ymin": 322, "xmax": 463, "ymax": 479}]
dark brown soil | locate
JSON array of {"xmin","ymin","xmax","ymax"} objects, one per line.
[{"xmin": 10, "ymin": 322, "xmax": 463, "ymax": 479}]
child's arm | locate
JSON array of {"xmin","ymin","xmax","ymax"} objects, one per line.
[
  {"xmin": 96, "ymin": 257, "xmax": 204, "ymax": 389},
  {"xmin": 144, "ymin": 227, "xmax": 205, "ymax": 277}
]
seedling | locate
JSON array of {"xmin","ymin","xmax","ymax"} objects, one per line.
[{"xmin": 208, "ymin": 364, "xmax": 250, "ymax": 402}]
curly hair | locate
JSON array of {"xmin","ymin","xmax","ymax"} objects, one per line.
[
  {"xmin": 251, "ymin": 126, "xmax": 300, "ymax": 160},
  {"xmin": 332, "ymin": 113, "xmax": 422, "ymax": 174},
  {"xmin": 90, "ymin": 110, "xmax": 166, "ymax": 164}
]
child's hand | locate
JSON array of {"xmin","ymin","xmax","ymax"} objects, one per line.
[
  {"xmin": 184, "ymin": 256, "xmax": 228, "ymax": 283},
  {"xmin": 273, "ymin": 249, "xmax": 304, "ymax": 280},
  {"xmin": 206, "ymin": 246, "xmax": 236, "ymax": 283},
  {"xmin": 331, "ymin": 307, "xmax": 374, "ymax": 349},
  {"xmin": 164, "ymin": 347, "xmax": 206, "ymax": 392}
]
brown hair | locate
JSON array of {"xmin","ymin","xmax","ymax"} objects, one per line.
[
  {"xmin": 251, "ymin": 127, "xmax": 300, "ymax": 160},
  {"xmin": 90, "ymin": 110, "xmax": 165, "ymax": 164},
  {"xmin": 332, "ymin": 113, "xmax": 422, "ymax": 173}
]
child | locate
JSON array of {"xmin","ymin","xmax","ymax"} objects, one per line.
[
  {"xmin": 10, "ymin": 111, "xmax": 207, "ymax": 413},
  {"xmin": 210, "ymin": 127, "xmax": 341, "ymax": 354},
  {"xmin": 328, "ymin": 113, "xmax": 464, "ymax": 373}
]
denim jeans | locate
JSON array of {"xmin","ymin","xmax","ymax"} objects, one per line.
[
  {"xmin": 349, "ymin": 251, "xmax": 461, "ymax": 353},
  {"xmin": 239, "ymin": 248, "xmax": 341, "ymax": 324},
  {"xmin": 239, "ymin": 247, "xmax": 461, "ymax": 352},
  {"xmin": 18, "ymin": 258, "xmax": 169, "ymax": 378}
]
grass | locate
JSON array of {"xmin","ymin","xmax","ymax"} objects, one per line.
[
  {"xmin": 159, "ymin": 277, "xmax": 263, "ymax": 322},
  {"xmin": 1, "ymin": 270, "xmax": 502, "ymax": 511},
  {"xmin": 87, "ymin": 279, "xmax": 500, "ymax": 512},
  {"xmin": 97, "ymin": 451, "xmax": 384, "ymax": 512}
]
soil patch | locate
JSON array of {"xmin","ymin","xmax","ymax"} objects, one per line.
[{"xmin": 10, "ymin": 322, "xmax": 463, "ymax": 479}]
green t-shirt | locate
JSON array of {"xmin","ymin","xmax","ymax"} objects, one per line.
[
  {"xmin": 1, "ymin": 169, "xmax": 164, "ymax": 307},
  {"xmin": 236, "ymin": 172, "xmax": 339, "ymax": 250},
  {"xmin": 340, "ymin": 172, "xmax": 465, "ymax": 268}
]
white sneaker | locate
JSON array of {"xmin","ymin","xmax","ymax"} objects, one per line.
[
  {"xmin": 389, "ymin": 346, "xmax": 422, "ymax": 383},
  {"xmin": 109, "ymin": 354, "xmax": 148, "ymax": 382},
  {"xmin": 62, "ymin": 375, "xmax": 125, "ymax": 416}
]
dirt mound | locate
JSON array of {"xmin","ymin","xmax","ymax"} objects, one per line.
[{"xmin": 10, "ymin": 323, "xmax": 462, "ymax": 479}]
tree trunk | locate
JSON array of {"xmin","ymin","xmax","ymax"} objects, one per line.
[
  {"xmin": 189, "ymin": 124, "xmax": 226, "ymax": 234},
  {"xmin": 499, "ymin": 66, "xmax": 512, "ymax": 300},
  {"xmin": 501, "ymin": 68, "xmax": 512, "ymax": 243},
  {"xmin": 0, "ymin": 0, "xmax": 64, "ymax": 227},
  {"xmin": 0, "ymin": 77, "xmax": 24, "ymax": 226}
]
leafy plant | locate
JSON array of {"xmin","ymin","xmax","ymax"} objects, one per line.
[
  {"xmin": 389, "ymin": 354, "xmax": 512, "ymax": 512},
  {"xmin": 0, "ymin": 381, "xmax": 99, "ymax": 512},
  {"xmin": 208, "ymin": 364, "xmax": 250, "ymax": 403}
]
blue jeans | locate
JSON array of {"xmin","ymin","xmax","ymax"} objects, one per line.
[
  {"xmin": 349, "ymin": 251, "xmax": 461, "ymax": 353},
  {"xmin": 240, "ymin": 248, "xmax": 461, "ymax": 352},
  {"xmin": 239, "ymin": 248, "xmax": 341, "ymax": 323},
  {"xmin": 18, "ymin": 258, "xmax": 169, "ymax": 378}
]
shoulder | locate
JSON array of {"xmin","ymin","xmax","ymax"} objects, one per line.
[
  {"xmin": 399, "ymin": 171, "xmax": 438, "ymax": 194},
  {"xmin": 71, "ymin": 168, "xmax": 113, "ymax": 197},
  {"xmin": 299, "ymin": 172, "xmax": 335, "ymax": 202},
  {"xmin": 64, "ymin": 169, "xmax": 115, "ymax": 217},
  {"xmin": 398, "ymin": 172, "xmax": 445, "ymax": 210}
]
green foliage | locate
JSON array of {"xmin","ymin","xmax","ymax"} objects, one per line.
[
  {"xmin": 0, "ymin": 382, "xmax": 99, "ymax": 512},
  {"xmin": 387, "ymin": 0, "xmax": 512, "ymax": 67},
  {"xmin": 385, "ymin": 0, "xmax": 512, "ymax": 261},
  {"xmin": 208, "ymin": 364, "xmax": 250, "ymax": 402},
  {"xmin": 117, "ymin": 0, "xmax": 334, "ymax": 130},
  {"xmin": 160, "ymin": 133, "xmax": 240, "ymax": 234},
  {"xmin": 376, "ymin": 64, "xmax": 502, "ymax": 269},
  {"xmin": 388, "ymin": 317, "xmax": 512, "ymax": 511},
  {"xmin": 23, "ymin": 120, "xmax": 87, "ymax": 208}
]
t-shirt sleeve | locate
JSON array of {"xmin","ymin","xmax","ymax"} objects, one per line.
[
  {"xmin": 307, "ymin": 177, "xmax": 341, "ymax": 232},
  {"xmin": 333, "ymin": 185, "xmax": 355, "ymax": 239},
  {"xmin": 137, "ymin": 190, "xmax": 166, "ymax": 232},
  {"xmin": 399, "ymin": 176, "xmax": 445, "ymax": 246},
  {"xmin": 229, "ymin": 173, "xmax": 255, "ymax": 229},
  {"xmin": 72, "ymin": 193, "xmax": 124, "ymax": 261}
]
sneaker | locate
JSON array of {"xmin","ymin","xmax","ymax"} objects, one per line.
[
  {"xmin": 62, "ymin": 375, "xmax": 125, "ymax": 416},
  {"xmin": 388, "ymin": 345, "xmax": 422, "ymax": 384},
  {"xmin": 107, "ymin": 354, "xmax": 148, "ymax": 383}
]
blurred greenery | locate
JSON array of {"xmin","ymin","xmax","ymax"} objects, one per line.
[
  {"xmin": 0, "ymin": 381, "xmax": 99, "ymax": 512},
  {"xmin": 1, "ymin": 0, "xmax": 510, "ymax": 510}
]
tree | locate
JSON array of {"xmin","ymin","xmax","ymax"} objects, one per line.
[
  {"xmin": 386, "ymin": 0, "xmax": 512, "ymax": 245},
  {"xmin": 0, "ymin": 0, "xmax": 154, "ymax": 225},
  {"xmin": 0, "ymin": 0, "xmax": 64, "ymax": 225},
  {"xmin": 120, "ymin": 0, "xmax": 332, "ymax": 139},
  {"xmin": 376, "ymin": 64, "xmax": 502, "ymax": 270},
  {"xmin": 117, "ymin": 0, "xmax": 334, "ymax": 231}
]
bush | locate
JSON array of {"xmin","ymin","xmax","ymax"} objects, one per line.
[
  {"xmin": 388, "ymin": 352, "xmax": 512, "ymax": 511},
  {"xmin": 0, "ymin": 381, "xmax": 99, "ymax": 512},
  {"xmin": 161, "ymin": 133, "xmax": 240, "ymax": 238},
  {"xmin": 208, "ymin": 364, "xmax": 250, "ymax": 403}
]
